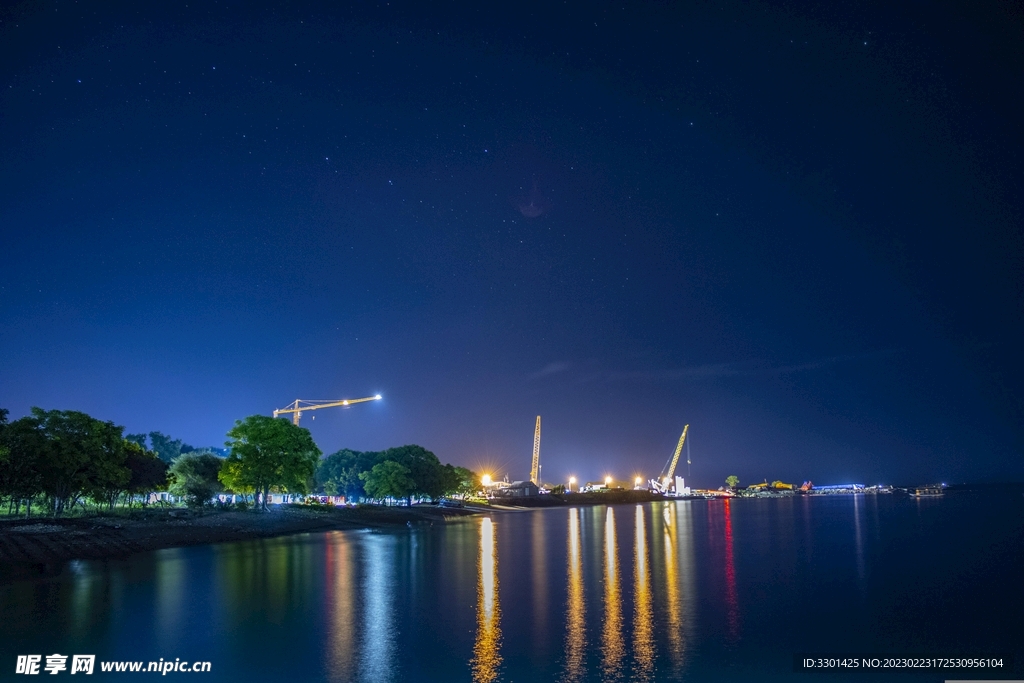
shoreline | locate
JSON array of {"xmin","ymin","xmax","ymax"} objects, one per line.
[
  {"xmin": 8, "ymin": 485, "xmax": 988, "ymax": 578},
  {"xmin": 0, "ymin": 504, "xmax": 479, "ymax": 580},
  {"xmin": 0, "ymin": 491, "xmax": 666, "ymax": 576}
]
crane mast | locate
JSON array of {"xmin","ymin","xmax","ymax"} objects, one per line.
[
  {"xmin": 665, "ymin": 424, "xmax": 689, "ymax": 482},
  {"xmin": 273, "ymin": 395, "xmax": 382, "ymax": 427},
  {"xmin": 649, "ymin": 424, "xmax": 689, "ymax": 495},
  {"xmin": 530, "ymin": 416, "xmax": 541, "ymax": 484}
]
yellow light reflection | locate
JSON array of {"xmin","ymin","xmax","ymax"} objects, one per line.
[
  {"xmin": 326, "ymin": 533, "xmax": 355, "ymax": 682},
  {"xmin": 532, "ymin": 509, "xmax": 548, "ymax": 648},
  {"xmin": 562, "ymin": 508, "xmax": 586, "ymax": 683},
  {"xmin": 602, "ymin": 506, "xmax": 623, "ymax": 680},
  {"xmin": 472, "ymin": 517, "xmax": 502, "ymax": 683},
  {"xmin": 662, "ymin": 505, "xmax": 683, "ymax": 670},
  {"xmin": 633, "ymin": 506, "xmax": 654, "ymax": 682}
]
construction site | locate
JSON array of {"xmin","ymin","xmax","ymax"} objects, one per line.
[
  {"xmin": 270, "ymin": 397, "xmax": 881, "ymax": 503},
  {"xmin": 477, "ymin": 416, "xmax": 884, "ymax": 503}
]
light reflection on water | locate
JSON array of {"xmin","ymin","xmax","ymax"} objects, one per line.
[
  {"xmin": 472, "ymin": 517, "xmax": 501, "ymax": 683},
  {"xmin": 325, "ymin": 533, "xmax": 355, "ymax": 682},
  {"xmin": 601, "ymin": 507, "xmax": 624, "ymax": 682},
  {"xmin": 723, "ymin": 499, "xmax": 740, "ymax": 643},
  {"xmin": 3, "ymin": 496, "xmax": 1014, "ymax": 682},
  {"xmin": 360, "ymin": 535, "xmax": 397, "ymax": 683},
  {"xmin": 661, "ymin": 504, "xmax": 683, "ymax": 671},
  {"xmin": 632, "ymin": 506, "xmax": 654, "ymax": 682},
  {"xmin": 562, "ymin": 508, "xmax": 586, "ymax": 683}
]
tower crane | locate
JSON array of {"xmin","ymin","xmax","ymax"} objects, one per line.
[
  {"xmin": 529, "ymin": 416, "xmax": 541, "ymax": 485},
  {"xmin": 649, "ymin": 424, "xmax": 689, "ymax": 496},
  {"xmin": 273, "ymin": 395, "xmax": 382, "ymax": 427}
]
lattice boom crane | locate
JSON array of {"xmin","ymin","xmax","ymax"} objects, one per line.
[
  {"xmin": 273, "ymin": 395, "xmax": 382, "ymax": 426},
  {"xmin": 530, "ymin": 416, "xmax": 541, "ymax": 484},
  {"xmin": 650, "ymin": 424, "xmax": 689, "ymax": 495}
]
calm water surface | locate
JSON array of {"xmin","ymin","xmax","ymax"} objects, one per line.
[{"xmin": 2, "ymin": 492, "xmax": 1022, "ymax": 682}]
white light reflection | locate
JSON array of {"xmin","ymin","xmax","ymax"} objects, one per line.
[
  {"xmin": 359, "ymin": 535, "xmax": 397, "ymax": 683},
  {"xmin": 853, "ymin": 493, "xmax": 866, "ymax": 585}
]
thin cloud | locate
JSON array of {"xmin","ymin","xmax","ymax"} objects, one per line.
[{"xmin": 529, "ymin": 361, "xmax": 571, "ymax": 380}]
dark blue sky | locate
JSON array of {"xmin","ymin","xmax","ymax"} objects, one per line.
[{"xmin": 1, "ymin": 1, "xmax": 1021, "ymax": 486}]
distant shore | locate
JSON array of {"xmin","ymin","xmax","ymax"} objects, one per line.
[{"xmin": 0, "ymin": 504, "xmax": 478, "ymax": 578}]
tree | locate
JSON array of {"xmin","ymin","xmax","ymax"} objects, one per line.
[
  {"xmin": 1, "ymin": 413, "xmax": 45, "ymax": 516},
  {"xmin": 449, "ymin": 466, "xmax": 480, "ymax": 497},
  {"xmin": 360, "ymin": 461, "xmax": 414, "ymax": 504},
  {"xmin": 726, "ymin": 475, "xmax": 740, "ymax": 489},
  {"xmin": 125, "ymin": 443, "xmax": 168, "ymax": 506},
  {"xmin": 382, "ymin": 445, "xmax": 446, "ymax": 502},
  {"xmin": 218, "ymin": 457, "xmax": 255, "ymax": 502},
  {"xmin": 148, "ymin": 432, "xmax": 185, "ymax": 463},
  {"xmin": 84, "ymin": 424, "xmax": 132, "ymax": 510},
  {"xmin": 222, "ymin": 415, "xmax": 321, "ymax": 511},
  {"xmin": 125, "ymin": 433, "xmax": 148, "ymax": 449},
  {"xmin": 18, "ymin": 408, "xmax": 131, "ymax": 517},
  {"xmin": 168, "ymin": 452, "xmax": 223, "ymax": 508},
  {"xmin": 316, "ymin": 448, "xmax": 382, "ymax": 499}
]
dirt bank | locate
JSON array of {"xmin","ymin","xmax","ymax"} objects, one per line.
[{"xmin": 0, "ymin": 504, "xmax": 478, "ymax": 578}]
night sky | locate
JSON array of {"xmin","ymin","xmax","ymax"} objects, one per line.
[{"xmin": 2, "ymin": 1, "xmax": 1021, "ymax": 487}]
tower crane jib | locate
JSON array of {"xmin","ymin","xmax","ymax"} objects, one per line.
[{"xmin": 273, "ymin": 395, "xmax": 382, "ymax": 427}]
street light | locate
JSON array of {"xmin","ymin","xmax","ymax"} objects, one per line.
[
  {"xmin": 568, "ymin": 476, "xmax": 576, "ymax": 492},
  {"xmin": 604, "ymin": 476, "xmax": 612, "ymax": 488},
  {"xmin": 482, "ymin": 474, "xmax": 492, "ymax": 487},
  {"xmin": 634, "ymin": 476, "xmax": 643, "ymax": 489}
]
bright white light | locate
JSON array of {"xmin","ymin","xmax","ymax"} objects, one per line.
[
  {"xmin": 568, "ymin": 476, "xmax": 576, "ymax": 485},
  {"xmin": 634, "ymin": 476, "xmax": 642, "ymax": 485},
  {"xmin": 482, "ymin": 474, "xmax": 492, "ymax": 487},
  {"xmin": 375, "ymin": 394, "xmax": 382, "ymax": 400},
  {"xmin": 604, "ymin": 476, "xmax": 612, "ymax": 486}
]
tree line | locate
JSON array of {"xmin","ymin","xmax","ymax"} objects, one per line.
[
  {"xmin": 0, "ymin": 408, "xmax": 168, "ymax": 516},
  {"xmin": 0, "ymin": 407, "xmax": 478, "ymax": 516},
  {"xmin": 315, "ymin": 445, "xmax": 479, "ymax": 505}
]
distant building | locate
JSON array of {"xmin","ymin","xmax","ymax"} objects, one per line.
[{"xmin": 496, "ymin": 480, "xmax": 539, "ymax": 497}]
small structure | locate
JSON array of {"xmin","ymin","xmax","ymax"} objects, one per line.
[
  {"xmin": 496, "ymin": 480, "xmax": 539, "ymax": 497},
  {"xmin": 911, "ymin": 485, "xmax": 944, "ymax": 497}
]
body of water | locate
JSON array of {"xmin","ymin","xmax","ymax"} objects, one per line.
[{"xmin": 2, "ymin": 492, "xmax": 1022, "ymax": 681}]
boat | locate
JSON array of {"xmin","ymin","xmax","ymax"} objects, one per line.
[{"xmin": 910, "ymin": 485, "xmax": 944, "ymax": 497}]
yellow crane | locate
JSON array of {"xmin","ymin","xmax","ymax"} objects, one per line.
[
  {"xmin": 529, "ymin": 416, "xmax": 541, "ymax": 485},
  {"xmin": 273, "ymin": 395, "xmax": 382, "ymax": 426},
  {"xmin": 649, "ymin": 424, "xmax": 689, "ymax": 495}
]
